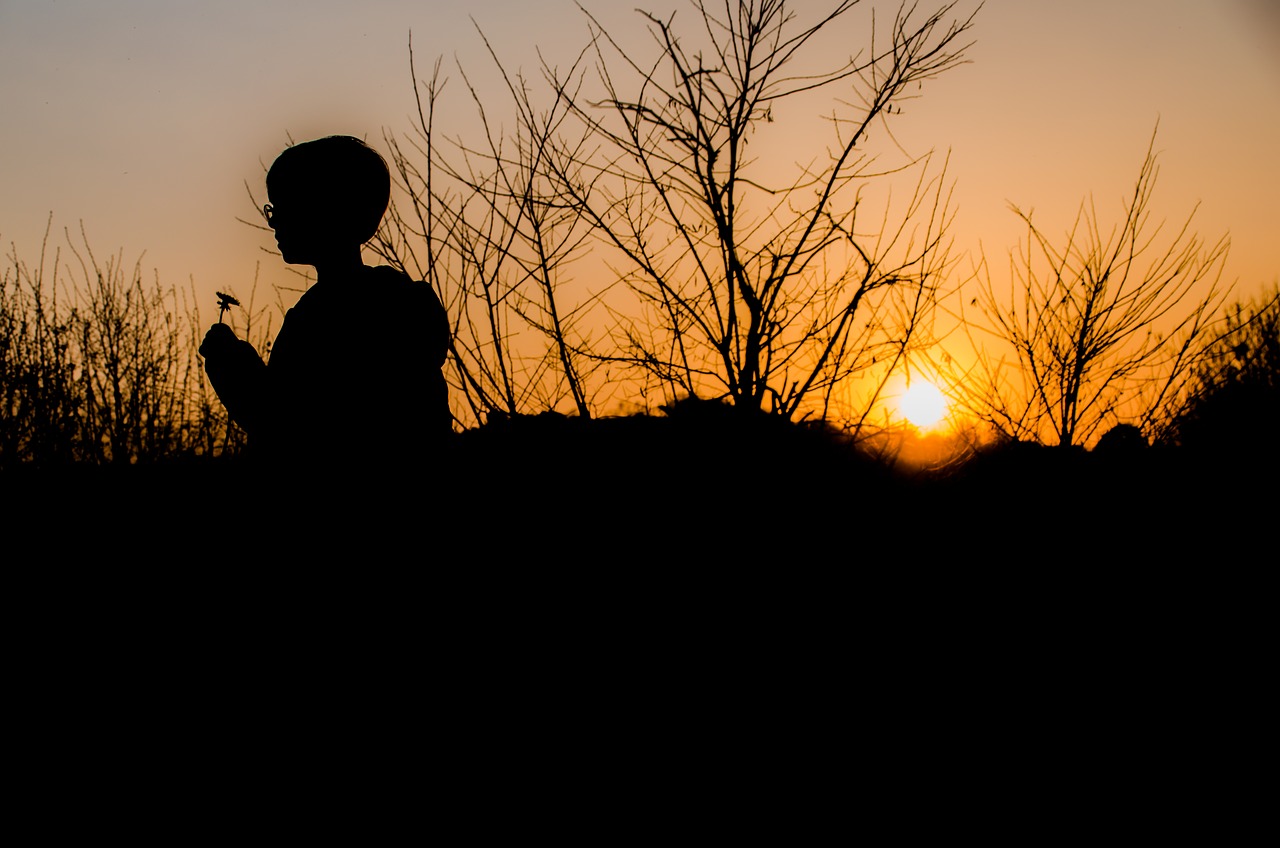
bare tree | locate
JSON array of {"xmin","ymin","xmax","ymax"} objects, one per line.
[
  {"xmin": 378, "ymin": 0, "xmax": 979, "ymax": 429},
  {"xmin": 949, "ymin": 127, "xmax": 1232, "ymax": 448},
  {"xmin": 376, "ymin": 41, "xmax": 607, "ymax": 428},
  {"xmin": 543, "ymin": 0, "xmax": 975, "ymax": 423}
]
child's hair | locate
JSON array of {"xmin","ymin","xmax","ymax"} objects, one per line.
[{"xmin": 266, "ymin": 135, "xmax": 391, "ymax": 243}]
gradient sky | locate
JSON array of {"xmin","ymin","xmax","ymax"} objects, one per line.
[{"xmin": 3, "ymin": 0, "xmax": 1278, "ymax": 330}]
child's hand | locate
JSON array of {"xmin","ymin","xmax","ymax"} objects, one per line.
[{"xmin": 199, "ymin": 323, "xmax": 239, "ymax": 360}]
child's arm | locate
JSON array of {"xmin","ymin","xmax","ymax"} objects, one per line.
[{"xmin": 200, "ymin": 324, "xmax": 268, "ymax": 436}]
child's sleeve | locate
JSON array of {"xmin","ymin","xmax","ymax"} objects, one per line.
[{"xmin": 203, "ymin": 336, "xmax": 269, "ymax": 436}]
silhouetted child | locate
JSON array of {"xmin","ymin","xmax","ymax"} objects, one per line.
[{"xmin": 200, "ymin": 135, "xmax": 450, "ymax": 495}]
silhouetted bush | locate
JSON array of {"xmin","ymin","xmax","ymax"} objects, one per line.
[
  {"xmin": 438, "ymin": 398, "xmax": 907, "ymax": 560},
  {"xmin": 1163, "ymin": 284, "xmax": 1279, "ymax": 458},
  {"xmin": 1, "ymin": 225, "xmax": 265, "ymax": 471},
  {"xmin": 1094, "ymin": 424, "xmax": 1148, "ymax": 455}
]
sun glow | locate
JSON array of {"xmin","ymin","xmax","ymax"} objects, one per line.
[{"xmin": 897, "ymin": 381, "xmax": 949, "ymax": 430}]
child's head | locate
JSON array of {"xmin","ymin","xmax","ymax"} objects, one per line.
[{"xmin": 266, "ymin": 135, "xmax": 391, "ymax": 248}]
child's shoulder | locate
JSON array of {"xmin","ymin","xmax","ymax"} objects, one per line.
[
  {"xmin": 363, "ymin": 263, "xmax": 412, "ymax": 283},
  {"xmin": 365, "ymin": 264, "xmax": 438, "ymax": 297},
  {"xmin": 363, "ymin": 265, "xmax": 445, "ymax": 322},
  {"xmin": 363, "ymin": 263, "xmax": 423, "ymax": 293}
]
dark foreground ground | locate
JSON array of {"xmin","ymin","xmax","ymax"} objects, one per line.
[
  {"xmin": 4, "ymin": 409, "xmax": 1269, "ymax": 819},
  {"xmin": 4, "ymin": 407, "xmax": 1271, "ymax": 566}
]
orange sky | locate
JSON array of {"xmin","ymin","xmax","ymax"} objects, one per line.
[{"xmin": 2, "ymin": 0, "xmax": 1278, "ymax": 336}]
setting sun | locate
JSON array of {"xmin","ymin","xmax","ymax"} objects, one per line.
[{"xmin": 897, "ymin": 382, "xmax": 949, "ymax": 430}]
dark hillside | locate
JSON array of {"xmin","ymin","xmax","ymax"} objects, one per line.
[{"xmin": 6, "ymin": 402, "xmax": 1268, "ymax": 567}]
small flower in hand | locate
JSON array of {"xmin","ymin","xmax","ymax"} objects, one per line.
[{"xmin": 216, "ymin": 292, "xmax": 240, "ymax": 324}]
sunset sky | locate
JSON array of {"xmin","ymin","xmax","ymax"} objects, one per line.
[{"xmin": 3, "ymin": 0, "xmax": 1278, "ymax": 336}]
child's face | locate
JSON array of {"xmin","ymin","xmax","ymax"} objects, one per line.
[{"xmin": 266, "ymin": 190, "xmax": 340, "ymax": 266}]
